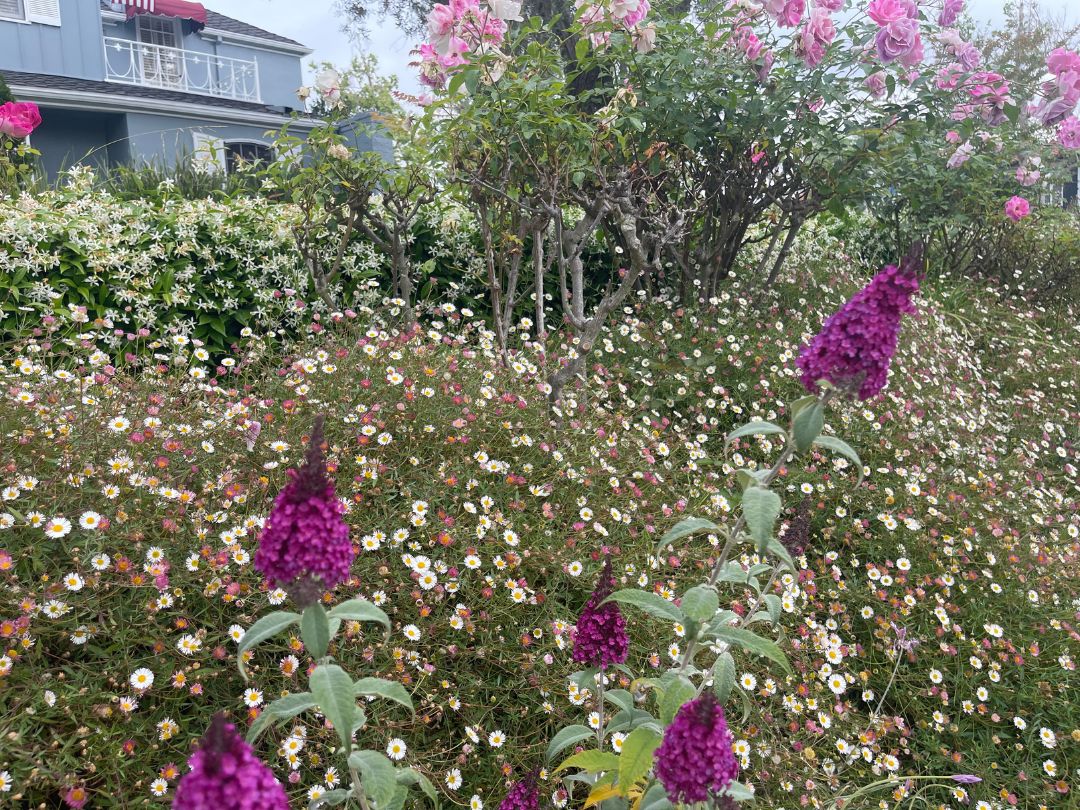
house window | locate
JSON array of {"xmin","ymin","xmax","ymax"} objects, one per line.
[
  {"xmin": 225, "ymin": 142, "xmax": 273, "ymax": 174},
  {"xmin": 0, "ymin": 0, "xmax": 25, "ymax": 21},
  {"xmin": 137, "ymin": 16, "xmax": 184, "ymax": 88}
]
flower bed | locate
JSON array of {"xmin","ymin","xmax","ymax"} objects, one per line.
[{"xmin": 0, "ymin": 229, "xmax": 1076, "ymax": 807}]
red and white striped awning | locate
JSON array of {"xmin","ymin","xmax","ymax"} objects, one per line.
[{"xmin": 118, "ymin": 0, "xmax": 208, "ymax": 26}]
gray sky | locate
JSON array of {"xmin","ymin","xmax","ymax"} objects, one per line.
[{"xmin": 205, "ymin": 0, "xmax": 1077, "ymax": 99}]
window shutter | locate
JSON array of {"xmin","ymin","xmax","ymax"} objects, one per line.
[
  {"xmin": 0, "ymin": 0, "xmax": 25, "ymax": 21},
  {"xmin": 191, "ymin": 131, "xmax": 225, "ymax": 174},
  {"xmin": 25, "ymin": 0, "xmax": 60, "ymax": 25}
]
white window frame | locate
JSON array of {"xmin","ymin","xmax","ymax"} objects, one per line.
[
  {"xmin": 222, "ymin": 139, "xmax": 275, "ymax": 175},
  {"xmin": 136, "ymin": 14, "xmax": 182, "ymax": 49}
]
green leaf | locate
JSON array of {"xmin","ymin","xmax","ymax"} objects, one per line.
[
  {"xmin": 383, "ymin": 787, "xmax": 410, "ymax": 810},
  {"xmin": 555, "ymin": 749, "xmax": 620, "ymax": 774},
  {"xmin": 237, "ymin": 611, "xmax": 300, "ymax": 679},
  {"xmin": 448, "ymin": 71, "xmax": 467, "ymax": 97},
  {"xmin": 658, "ymin": 675, "xmax": 696, "ymax": 725},
  {"xmin": 725, "ymin": 421, "xmax": 786, "ymax": 445},
  {"xmin": 310, "ymin": 664, "xmax": 357, "ymax": 751},
  {"xmin": 301, "ymin": 602, "xmax": 330, "ymax": 660},
  {"xmin": 812, "ymin": 435, "xmax": 864, "ymax": 485},
  {"xmin": 763, "ymin": 594, "xmax": 782, "ymax": 625},
  {"xmin": 639, "ymin": 783, "xmax": 673, "ymax": 810},
  {"xmin": 546, "ymin": 724, "xmax": 594, "ymax": 763},
  {"xmin": 569, "ymin": 668, "xmax": 600, "ymax": 693},
  {"xmin": 712, "ymin": 626, "xmax": 792, "ymax": 675},
  {"xmin": 618, "ymin": 727, "xmax": 662, "ymax": 795},
  {"xmin": 603, "ymin": 689, "xmax": 635, "ymax": 715},
  {"xmin": 741, "ymin": 487, "xmax": 782, "ymax": 552},
  {"xmin": 353, "ymin": 677, "xmax": 414, "ymax": 714},
  {"xmin": 734, "ymin": 468, "xmax": 771, "ymax": 491},
  {"xmin": 575, "ymin": 37, "xmax": 590, "ymax": 63},
  {"xmin": 396, "ymin": 768, "xmax": 440, "ymax": 807},
  {"xmin": 266, "ymin": 691, "xmax": 318, "ymax": 720},
  {"xmin": 655, "ymin": 517, "xmax": 718, "ymax": 556},
  {"xmin": 246, "ymin": 706, "xmax": 281, "ymax": 744},
  {"xmin": 605, "ymin": 708, "xmax": 662, "ymax": 735},
  {"xmin": 327, "ymin": 598, "xmax": 391, "ymax": 636},
  {"xmin": 791, "ymin": 399, "xmax": 825, "ymax": 452},
  {"xmin": 602, "ymin": 589, "xmax": 684, "ymax": 624},
  {"xmin": 680, "ymin": 585, "xmax": 719, "ymax": 623},
  {"xmin": 310, "ymin": 788, "xmax": 351, "ymax": 808},
  {"xmin": 712, "ymin": 652, "xmax": 736, "ymax": 703},
  {"xmin": 766, "ymin": 538, "xmax": 797, "ymax": 571},
  {"xmin": 725, "ymin": 781, "xmax": 756, "ymax": 801},
  {"xmin": 348, "ymin": 750, "xmax": 398, "ymax": 808}
]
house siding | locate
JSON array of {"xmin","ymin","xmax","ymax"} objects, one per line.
[
  {"xmin": 124, "ymin": 111, "xmax": 276, "ymax": 169},
  {"xmin": 31, "ymin": 107, "xmax": 128, "ymax": 178},
  {"xmin": 0, "ymin": 0, "xmax": 106, "ymax": 80},
  {"xmin": 337, "ymin": 112, "xmax": 395, "ymax": 163}
]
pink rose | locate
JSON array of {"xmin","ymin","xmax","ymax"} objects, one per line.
[
  {"xmin": 1047, "ymin": 47, "xmax": 1080, "ymax": 78},
  {"xmin": 799, "ymin": 9, "xmax": 836, "ymax": 68},
  {"xmin": 764, "ymin": 0, "xmax": 804, "ymax": 27},
  {"xmin": 864, "ymin": 70, "xmax": 887, "ymax": 98},
  {"xmin": 1004, "ymin": 196, "xmax": 1030, "ymax": 222},
  {"xmin": 427, "ymin": 3, "xmax": 455, "ymax": 39},
  {"xmin": 939, "ymin": 0, "xmax": 963, "ymax": 26},
  {"xmin": 734, "ymin": 26, "xmax": 763, "ymax": 61},
  {"xmin": 449, "ymin": 0, "xmax": 479, "ymax": 15},
  {"xmin": 0, "ymin": 101, "xmax": 42, "ymax": 139},
  {"xmin": 866, "ymin": 0, "xmax": 907, "ymax": 26},
  {"xmin": 814, "ymin": 0, "xmax": 843, "ymax": 9},
  {"xmin": 875, "ymin": 17, "xmax": 919, "ymax": 63},
  {"xmin": 936, "ymin": 62, "xmax": 964, "ymax": 90},
  {"xmin": 1015, "ymin": 164, "xmax": 1040, "ymax": 187},
  {"xmin": 758, "ymin": 49, "xmax": 775, "ymax": 81},
  {"xmin": 946, "ymin": 141, "xmax": 974, "ymax": 169},
  {"xmin": 897, "ymin": 32, "xmax": 924, "ymax": 68},
  {"xmin": 1059, "ymin": 116, "xmax": 1080, "ymax": 149}
]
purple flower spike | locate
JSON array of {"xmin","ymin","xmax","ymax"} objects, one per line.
[
  {"xmin": 654, "ymin": 692, "xmax": 739, "ymax": 804},
  {"xmin": 254, "ymin": 415, "xmax": 354, "ymax": 605},
  {"xmin": 796, "ymin": 243, "xmax": 923, "ymax": 400},
  {"xmin": 951, "ymin": 774, "xmax": 983, "ymax": 784},
  {"xmin": 571, "ymin": 558, "xmax": 629, "ymax": 669},
  {"xmin": 499, "ymin": 773, "xmax": 539, "ymax": 810},
  {"xmin": 173, "ymin": 714, "xmax": 289, "ymax": 810}
]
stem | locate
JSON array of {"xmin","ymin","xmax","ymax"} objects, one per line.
[
  {"xmin": 680, "ymin": 388, "xmax": 835, "ymax": 678},
  {"xmin": 349, "ymin": 764, "xmax": 373, "ymax": 810},
  {"xmin": 595, "ymin": 669, "xmax": 606, "ymax": 749}
]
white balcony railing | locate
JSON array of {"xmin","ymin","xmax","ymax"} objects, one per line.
[{"xmin": 103, "ymin": 37, "xmax": 261, "ymax": 103}]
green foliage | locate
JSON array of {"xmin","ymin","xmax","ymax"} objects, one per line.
[
  {"xmin": 0, "ymin": 73, "xmax": 14, "ymax": 103},
  {"xmin": 307, "ymin": 55, "xmax": 403, "ymax": 119},
  {"xmin": 94, "ymin": 157, "xmax": 252, "ymax": 202}
]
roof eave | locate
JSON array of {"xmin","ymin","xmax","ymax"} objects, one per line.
[{"xmin": 8, "ymin": 81, "xmax": 323, "ymax": 130}]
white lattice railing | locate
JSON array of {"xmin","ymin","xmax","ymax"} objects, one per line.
[{"xmin": 103, "ymin": 37, "xmax": 261, "ymax": 103}]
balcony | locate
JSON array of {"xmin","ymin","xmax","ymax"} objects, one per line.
[{"xmin": 103, "ymin": 37, "xmax": 261, "ymax": 103}]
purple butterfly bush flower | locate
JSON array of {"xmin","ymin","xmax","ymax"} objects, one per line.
[
  {"xmin": 173, "ymin": 714, "xmax": 289, "ymax": 810},
  {"xmin": 654, "ymin": 692, "xmax": 739, "ymax": 804},
  {"xmin": 796, "ymin": 243, "xmax": 922, "ymax": 400},
  {"xmin": 254, "ymin": 415, "xmax": 354, "ymax": 606},
  {"xmin": 499, "ymin": 773, "xmax": 539, "ymax": 810},
  {"xmin": 571, "ymin": 558, "xmax": 629, "ymax": 669}
]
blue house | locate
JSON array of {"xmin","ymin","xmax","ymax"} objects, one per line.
[{"xmin": 0, "ymin": 0, "xmax": 391, "ymax": 179}]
